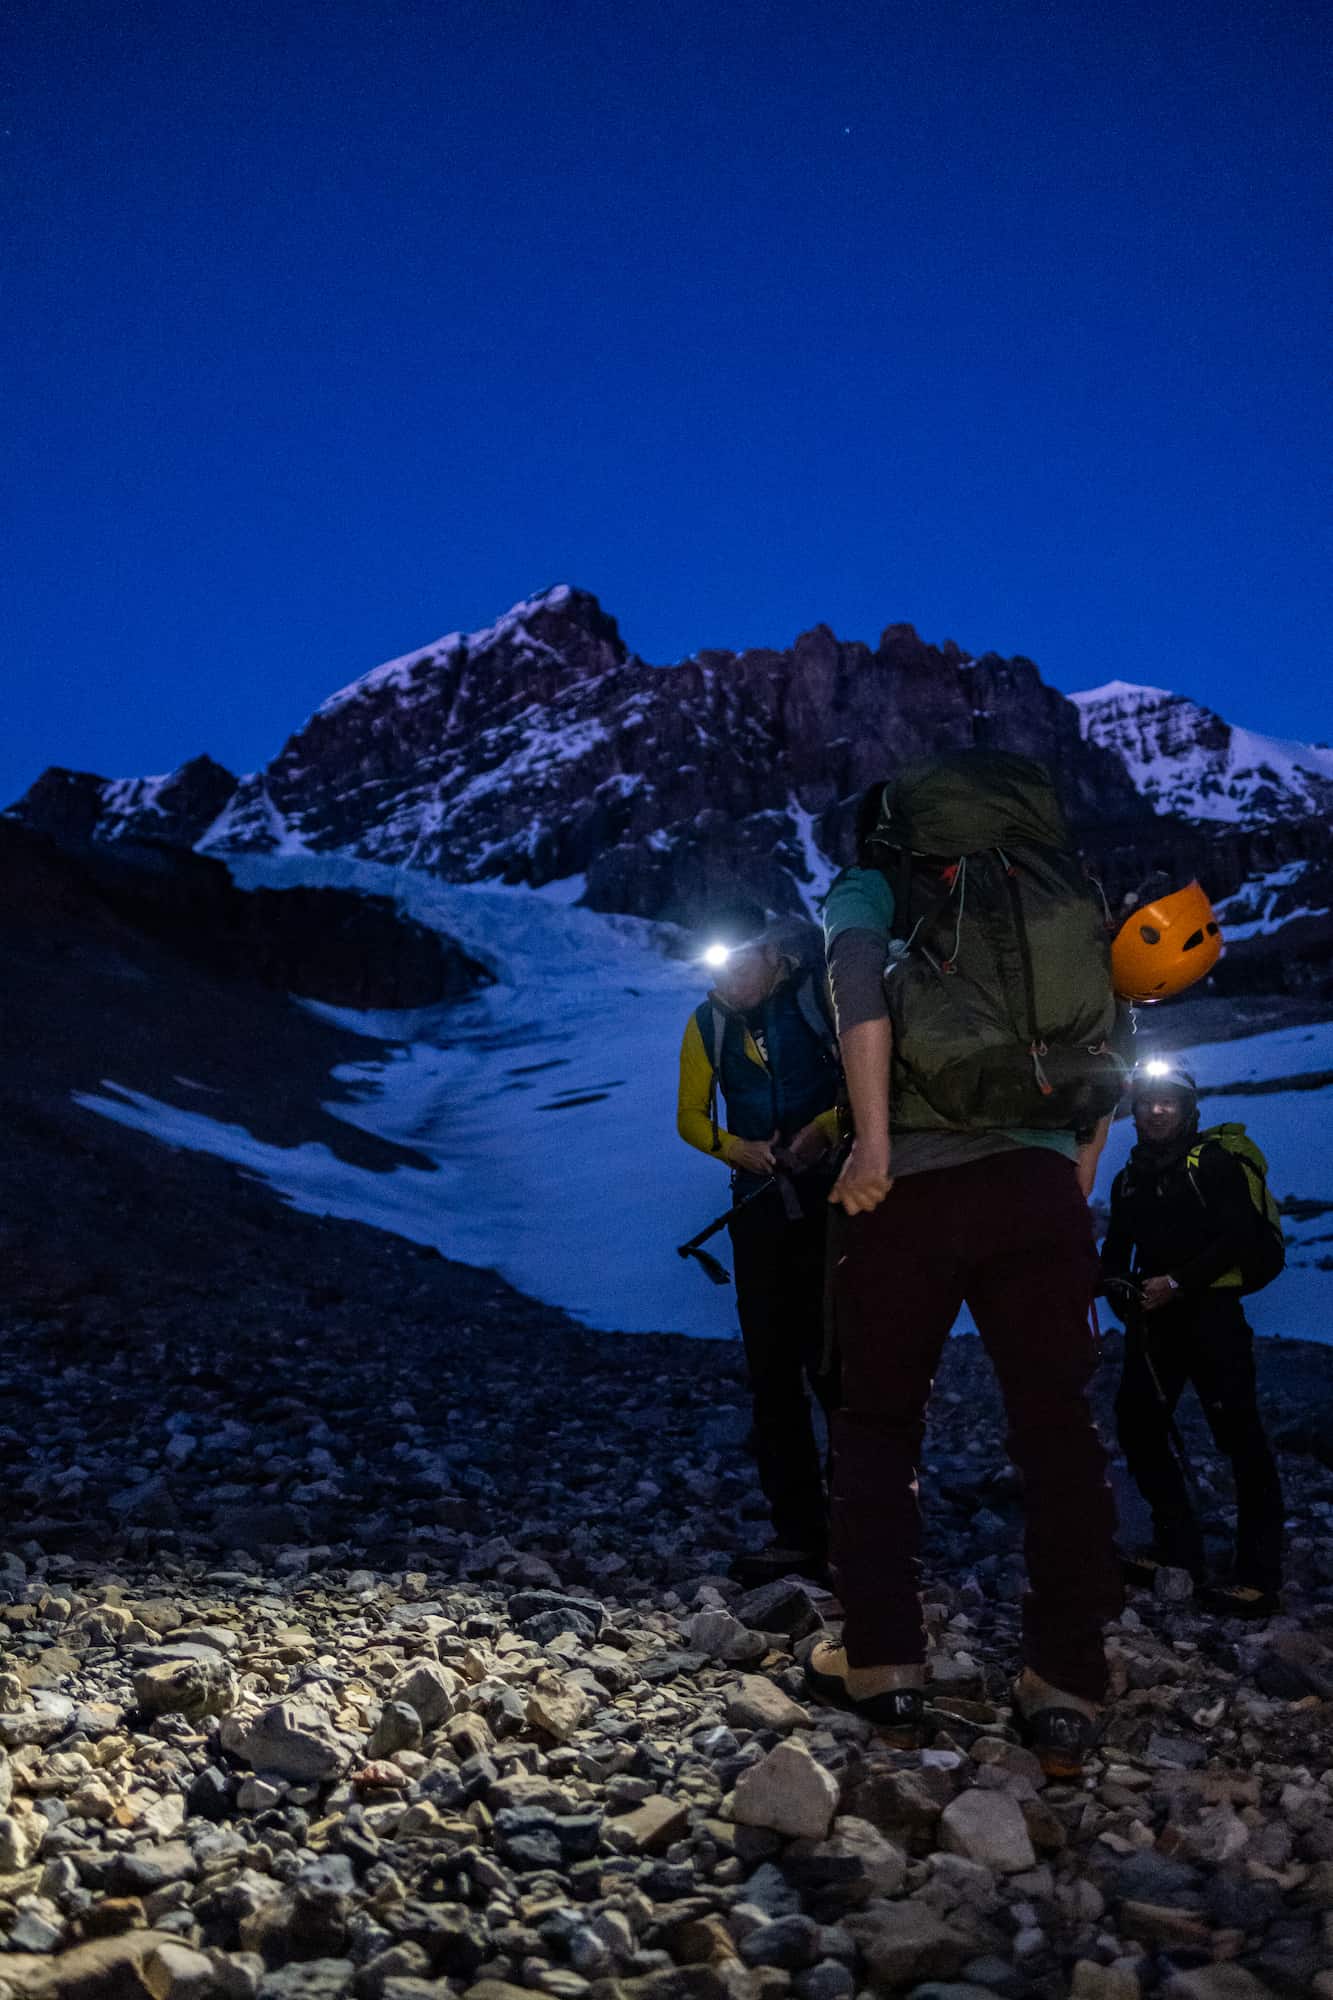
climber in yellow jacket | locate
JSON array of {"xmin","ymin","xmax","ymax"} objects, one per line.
[{"xmin": 676, "ymin": 931, "xmax": 842, "ymax": 1587}]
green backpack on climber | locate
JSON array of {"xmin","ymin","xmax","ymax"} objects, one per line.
[
  {"xmin": 1188, "ymin": 1122, "xmax": 1287, "ymax": 1295},
  {"xmin": 864, "ymin": 750, "xmax": 1131, "ymax": 1132}
]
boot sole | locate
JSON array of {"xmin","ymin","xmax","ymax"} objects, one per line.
[
  {"xmin": 802, "ymin": 1657, "xmax": 926, "ymax": 1744},
  {"xmin": 1012, "ymin": 1693, "xmax": 1099, "ymax": 1779}
]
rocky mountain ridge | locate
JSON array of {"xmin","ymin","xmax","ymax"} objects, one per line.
[
  {"xmin": 8, "ymin": 588, "xmax": 1331, "ymax": 941},
  {"xmin": 6, "ymin": 588, "xmax": 1140, "ymax": 931},
  {"xmin": 1073, "ymin": 683, "xmax": 1333, "ymax": 827}
]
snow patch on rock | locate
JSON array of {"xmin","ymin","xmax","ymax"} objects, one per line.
[{"xmin": 1073, "ymin": 683, "xmax": 1333, "ymax": 824}]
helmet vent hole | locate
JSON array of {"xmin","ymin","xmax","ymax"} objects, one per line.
[
  {"xmin": 1206, "ymin": 921, "xmax": 1219, "ymax": 935},
  {"xmin": 1182, "ymin": 929, "xmax": 1205, "ymax": 952},
  {"xmin": 1139, "ymin": 923, "xmax": 1161, "ymax": 945}
]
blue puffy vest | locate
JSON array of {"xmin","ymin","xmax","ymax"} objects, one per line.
[{"xmin": 695, "ymin": 974, "xmax": 839, "ymax": 1147}]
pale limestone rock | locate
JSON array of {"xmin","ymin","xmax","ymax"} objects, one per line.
[
  {"xmin": 219, "ymin": 1701, "xmax": 350, "ymax": 1783},
  {"xmin": 607, "ymin": 1793, "xmax": 691, "ymax": 1853},
  {"xmin": 388, "ymin": 1660, "xmax": 461, "ymax": 1730},
  {"xmin": 526, "ymin": 1678, "xmax": 591, "ymax": 1744},
  {"xmin": 726, "ymin": 1674, "xmax": 812, "ymax": 1733},
  {"xmin": 731, "ymin": 1739, "xmax": 840, "ymax": 1841},
  {"xmin": 142, "ymin": 1941, "xmax": 218, "ymax": 2000},
  {"xmin": 940, "ymin": 1788, "xmax": 1036, "ymax": 1875}
]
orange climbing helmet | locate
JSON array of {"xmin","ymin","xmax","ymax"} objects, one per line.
[{"xmin": 1111, "ymin": 881, "xmax": 1222, "ymax": 1004}]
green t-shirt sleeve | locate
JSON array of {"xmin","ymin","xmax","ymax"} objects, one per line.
[{"xmin": 823, "ymin": 865, "xmax": 896, "ymax": 949}]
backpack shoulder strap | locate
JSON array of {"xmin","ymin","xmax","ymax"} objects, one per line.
[
  {"xmin": 1189, "ymin": 1130, "xmax": 1270, "ymax": 1221},
  {"xmin": 706, "ymin": 1001, "xmax": 727, "ymax": 1153},
  {"xmin": 793, "ymin": 966, "xmax": 838, "ymax": 1055},
  {"xmin": 868, "ymin": 846, "xmax": 914, "ymax": 936}
]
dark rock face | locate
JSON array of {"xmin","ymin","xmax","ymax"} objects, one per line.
[
  {"xmin": 0, "ymin": 821, "xmax": 490, "ymax": 1011},
  {"xmin": 14, "ymin": 753, "xmax": 240, "ymax": 851},
  {"xmin": 577, "ymin": 625, "xmax": 1143, "ymax": 925}
]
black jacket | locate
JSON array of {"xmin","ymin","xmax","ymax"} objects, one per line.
[{"xmin": 1101, "ymin": 1133, "xmax": 1260, "ymax": 1297}]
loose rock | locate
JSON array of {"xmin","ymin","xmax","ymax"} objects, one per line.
[{"xmin": 731, "ymin": 1740, "xmax": 841, "ymax": 1841}]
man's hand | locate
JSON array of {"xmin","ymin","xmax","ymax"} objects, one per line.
[
  {"xmin": 784, "ymin": 1120, "xmax": 833, "ymax": 1169},
  {"xmin": 1140, "ymin": 1275, "xmax": 1180, "ymax": 1313},
  {"xmin": 829, "ymin": 1136, "xmax": 895, "ymax": 1214},
  {"xmin": 730, "ymin": 1131, "xmax": 780, "ymax": 1176}
]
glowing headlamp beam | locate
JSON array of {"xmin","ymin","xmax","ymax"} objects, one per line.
[{"xmin": 702, "ymin": 943, "xmax": 732, "ymax": 969}]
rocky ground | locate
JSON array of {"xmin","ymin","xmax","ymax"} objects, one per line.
[{"xmin": 3, "ymin": 1277, "xmax": 1333, "ymax": 2000}]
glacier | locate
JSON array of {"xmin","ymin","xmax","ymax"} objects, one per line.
[{"xmin": 70, "ymin": 855, "xmax": 1333, "ymax": 1346}]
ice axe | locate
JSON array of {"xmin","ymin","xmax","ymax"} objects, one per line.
[
  {"xmin": 1105, "ymin": 1274, "xmax": 1201, "ymax": 1504},
  {"xmin": 676, "ymin": 1168, "xmax": 801, "ymax": 1285}
]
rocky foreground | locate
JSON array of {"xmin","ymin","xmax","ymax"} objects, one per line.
[{"xmin": 2, "ymin": 1297, "xmax": 1333, "ymax": 2000}]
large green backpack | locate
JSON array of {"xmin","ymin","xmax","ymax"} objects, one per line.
[
  {"xmin": 866, "ymin": 751, "xmax": 1131, "ymax": 1133},
  {"xmin": 1187, "ymin": 1123, "xmax": 1287, "ymax": 1294}
]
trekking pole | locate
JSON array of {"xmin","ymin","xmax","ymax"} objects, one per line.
[
  {"xmin": 1107, "ymin": 1276, "xmax": 1201, "ymax": 1505},
  {"xmin": 676, "ymin": 1173, "xmax": 787, "ymax": 1286}
]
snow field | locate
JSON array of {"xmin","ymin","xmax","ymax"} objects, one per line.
[
  {"xmin": 77, "ymin": 856, "xmax": 751, "ymax": 1340},
  {"xmin": 72, "ymin": 854, "xmax": 1333, "ymax": 1345}
]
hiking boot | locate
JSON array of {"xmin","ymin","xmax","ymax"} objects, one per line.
[
  {"xmin": 1202, "ymin": 1582, "xmax": 1281, "ymax": 1621},
  {"xmin": 1011, "ymin": 1667, "xmax": 1102, "ymax": 1780},
  {"xmin": 1120, "ymin": 1550, "xmax": 1164, "ymax": 1590},
  {"xmin": 730, "ymin": 1544, "xmax": 829, "ymax": 1590},
  {"xmin": 800, "ymin": 1639, "xmax": 926, "ymax": 1742},
  {"xmin": 1151, "ymin": 1516, "xmax": 1207, "ymax": 1581},
  {"xmin": 1120, "ymin": 1548, "xmax": 1205, "ymax": 1592}
]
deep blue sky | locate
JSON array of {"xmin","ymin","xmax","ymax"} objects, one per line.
[{"xmin": 5, "ymin": 0, "xmax": 1330, "ymax": 803}]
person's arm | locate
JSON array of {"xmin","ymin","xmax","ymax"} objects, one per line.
[
  {"xmin": 1098, "ymin": 1173, "xmax": 1136, "ymax": 1306},
  {"xmin": 1075, "ymin": 1114, "xmax": 1112, "ymax": 1199},
  {"xmin": 784, "ymin": 1107, "xmax": 840, "ymax": 1168},
  {"xmin": 676, "ymin": 1015, "xmax": 735, "ymax": 1163},
  {"xmin": 676, "ymin": 1017, "xmax": 778, "ymax": 1174},
  {"xmin": 831, "ymin": 1015, "xmax": 895, "ymax": 1213},
  {"xmin": 822, "ymin": 868, "xmax": 897, "ymax": 1214}
]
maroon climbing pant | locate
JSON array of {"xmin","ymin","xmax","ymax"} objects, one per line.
[{"xmin": 829, "ymin": 1148, "xmax": 1122, "ymax": 1702}]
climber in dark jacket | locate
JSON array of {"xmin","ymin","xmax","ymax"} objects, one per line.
[
  {"xmin": 677, "ymin": 932, "xmax": 841, "ymax": 1585},
  {"xmin": 1101, "ymin": 1061, "xmax": 1285, "ymax": 1616}
]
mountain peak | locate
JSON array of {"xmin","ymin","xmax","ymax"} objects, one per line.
[
  {"xmin": 1070, "ymin": 679, "xmax": 1174, "ymax": 705},
  {"xmin": 10, "ymin": 753, "xmax": 239, "ymax": 851},
  {"xmin": 1075, "ymin": 679, "xmax": 1333, "ymax": 824},
  {"xmin": 315, "ymin": 584, "xmax": 621, "ymax": 720}
]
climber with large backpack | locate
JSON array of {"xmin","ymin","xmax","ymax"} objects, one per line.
[
  {"xmin": 802, "ymin": 749, "xmax": 1134, "ymax": 1775},
  {"xmin": 1101, "ymin": 1058, "xmax": 1286, "ymax": 1618},
  {"xmin": 676, "ymin": 922, "xmax": 843, "ymax": 1588}
]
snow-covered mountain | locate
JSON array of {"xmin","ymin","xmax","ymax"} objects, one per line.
[
  {"xmin": 9, "ymin": 585, "xmax": 1140, "ymax": 928},
  {"xmin": 1072, "ymin": 681, "xmax": 1333, "ymax": 825},
  {"xmin": 15, "ymin": 754, "xmax": 238, "ymax": 853}
]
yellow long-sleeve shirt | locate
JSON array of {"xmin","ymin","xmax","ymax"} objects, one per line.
[{"xmin": 676, "ymin": 1012, "xmax": 840, "ymax": 1167}]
